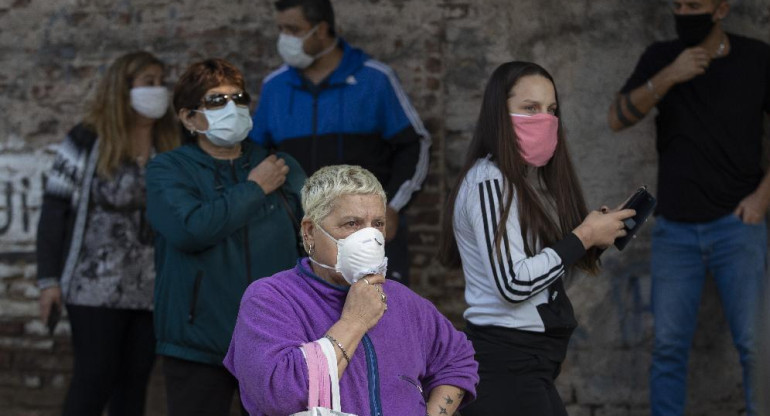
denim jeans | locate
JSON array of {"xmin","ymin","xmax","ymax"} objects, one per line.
[{"xmin": 650, "ymin": 214, "xmax": 767, "ymax": 416}]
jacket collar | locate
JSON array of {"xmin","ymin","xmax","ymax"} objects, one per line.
[
  {"xmin": 178, "ymin": 140, "xmax": 268, "ymax": 170},
  {"xmin": 284, "ymin": 38, "xmax": 369, "ymax": 89}
]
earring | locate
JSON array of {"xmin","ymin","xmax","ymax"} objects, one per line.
[{"xmin": 307, "ymin": 242, "xmax": 314, "ymax": 257}]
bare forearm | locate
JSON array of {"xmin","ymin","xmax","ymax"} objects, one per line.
[
  {"xmin": 754, "ymin": 168, "xmax": 770, "ymax": 204},
  {"xmin": 426, "ymin": 385, "xmax": 466, "ymax": 416},
  {"xmin": 608, "ymin": 65, "xmax": 678, "ymax": 131},
  {"xmin": 324, "ymin": 318, "xmax": 367, "ymax": 379}
]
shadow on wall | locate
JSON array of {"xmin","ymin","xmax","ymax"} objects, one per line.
[{"xmin": 607, "ymin": 256, "xmax": 652, "ymax": 348}]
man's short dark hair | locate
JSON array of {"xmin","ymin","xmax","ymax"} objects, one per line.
[{"xmin": 275, "ymin": 0, "xmax": 336, "ymax": 37}]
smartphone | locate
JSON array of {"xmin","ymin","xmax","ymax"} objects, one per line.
[
  {"xmin": 47, "ymin": 303, "xmax": 61, "ymax": 336},
  {"xmin": 614, "ymin": 186, "xmax": 657, "ymax": 251}
]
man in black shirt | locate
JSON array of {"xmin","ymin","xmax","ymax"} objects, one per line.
[{"xmin": 608, "ymin": 1, "xmax": 769, "ymax": 415}]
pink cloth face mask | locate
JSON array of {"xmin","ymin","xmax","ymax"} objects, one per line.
[{"xmin": 510, "ymin": 113, "xmax": 559, "ymax": 167}]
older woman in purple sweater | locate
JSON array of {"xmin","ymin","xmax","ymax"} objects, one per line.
[{"xmin": 224, "ymin": 165, "xmax": 478, "ymax": 415}]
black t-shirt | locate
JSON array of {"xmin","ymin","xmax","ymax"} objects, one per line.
[{"xmin": 620, "ymin": 33, "xmax": 770, "ymax": 222}]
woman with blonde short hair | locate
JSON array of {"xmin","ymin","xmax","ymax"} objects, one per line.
[{"xmin": 225, "ymin": 164, "xmax": 479, "ymax": 416}]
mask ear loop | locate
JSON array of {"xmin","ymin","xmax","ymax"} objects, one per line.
[
  {"xmin": 315, "ymin": 224, "xmax": 340, "ymax": 244},
  {"xmin": 309, "ymin": 257, "xmax": 337, "ymax": 272},
  {"xmin": 308, "ymin": 224, "xmax": 340, "ymax": 273}
]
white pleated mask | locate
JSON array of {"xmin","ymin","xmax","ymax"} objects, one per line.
[{"xmin": 310, "ymin": 226, "xmax": 388, "ymax": 284}]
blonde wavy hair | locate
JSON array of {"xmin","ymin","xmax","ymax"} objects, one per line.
[
  {"xmin": 301, "ymin": 165, "xmax": 387, "ymax": 224},
  {"xmin": 84, "ymin": 51, "xmax": 179, "ymax": 178}
]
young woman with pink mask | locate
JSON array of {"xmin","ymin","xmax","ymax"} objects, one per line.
[{"xmin": 440, "ymin": 61, "xmax": 635, "ymax": 415}]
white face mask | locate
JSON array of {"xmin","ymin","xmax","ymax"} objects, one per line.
[
  {"xmin": 277, "ymin": 25, "xmax": 338, "ymax": 69},
  {"xmin": 130, "ymin": 86, "xmax": 169, "ymax": 119},
  {"xmin": 195, "ymin": 101, "xmax": 253, "ymax": 147},
  {"xmin": 310, "ymin": 226, "xmax": 388, "ymax": 285}
]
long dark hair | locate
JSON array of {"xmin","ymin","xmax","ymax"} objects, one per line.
[{"xmin": 439, "ymin": 61, "xmax": 600, "ymax": 274}]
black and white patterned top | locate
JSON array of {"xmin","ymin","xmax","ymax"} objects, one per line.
[{"xmin": 69, "ymin": 162, "xmax": 155, "ymax": 309}]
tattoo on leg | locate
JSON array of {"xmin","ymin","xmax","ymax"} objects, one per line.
[
  {"xmin": 457, "ymin": 391, "xmax": 465, "ymax": 399},
  {"xmin": 444, "ymin": 395, "xmax": 454, "ymax": 405},
  {"xmin": 439, "ymin": 406, "xmax": 448, "ymax": 415}
]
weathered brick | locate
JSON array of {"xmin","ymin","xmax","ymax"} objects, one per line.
[
  {"xmin": 425, "ymin": 76, "xmax": 441, "ymax": 91},
  {"xmin": 24, "ymin": 319, "xmax": 70, "ymax": 337},
  {"xmin": 0, "ymin": 264, "xmax": 26, "ymax": 280},
  {"xmin": 49, "ymin": 374, "xmax": 68, "ymax": 389},
  {"xmin": 594, "ymin": 406, "xmax": 649, "ymax": 416},
  {"xmin": 13, "ymin": 351, "xmax": 73, "ymax": 372},
  {"xmin": 0, "ymin": 337, "xmax": 53, "ymax": 351},
  {"xmin": 10, "ymin": 387, "xmax": 67, "ymax": 408},
  {"xmin": 0, "ymin": 320, "xmax": 24, "ymax": 335},
  {"xmin": 9, "ymin": 280, "xmax": 38, "ymax": 299},
  {"xmin": 564, "ymin": 404, "xmax": 592, "ymax": 416},
  {"xmin": 0, "ymin": 372, "xmax": 23, "ymax": 387},
  {"xmin": 0, "ymin": 300, "xmax": 37, "ymax": 318},
  {"xmin": 0, "ymin": 349, "xmax": 11, "ymax": 368}
]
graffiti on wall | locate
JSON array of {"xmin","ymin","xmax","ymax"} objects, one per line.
[{"xmin": 0, "ymin": 152, "xmax": 52, "ymax": 252}]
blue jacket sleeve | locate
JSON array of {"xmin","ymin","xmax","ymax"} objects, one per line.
[
  {"xmin": 375, "ymin": 64, "xmax": 431, "ymax": 211},
  {"xmin": 145, "ymin": 155, "xmax": 267, "ymax": 253}
]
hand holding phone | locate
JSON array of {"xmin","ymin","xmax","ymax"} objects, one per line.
[{"xmin": 614, "ymin": 185, "xmax": 657, "ymax": 250}]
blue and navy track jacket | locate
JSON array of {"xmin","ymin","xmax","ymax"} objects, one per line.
[{"xmin": 249, "ymin": 39, "xmax": 431, "ymax": 211}]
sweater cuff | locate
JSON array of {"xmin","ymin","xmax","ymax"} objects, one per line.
[
  {"xmin": 37, "ymin": 278, "xmax": 60, "ymax": 290},
  {"xmin": 549, "ymin": 233, "xmax": 586, "ymax": 267},
  {"xmin": 244, "ymin": 180, "xmax": 265, "ymax": 198}
]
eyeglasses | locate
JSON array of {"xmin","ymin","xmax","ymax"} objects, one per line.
[{"xmin": 200, "ymin": 91, "xmax": 251, "ymax": 109}]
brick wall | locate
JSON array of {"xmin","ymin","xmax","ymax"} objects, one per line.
[{"xmin": 1, "ymin": 0, "xmax": 769, "ymax": 414}]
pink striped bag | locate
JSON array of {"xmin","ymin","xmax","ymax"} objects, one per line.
[{"xmin": 290, "ymin": 338, "xmax": 357, "ymax": 416}]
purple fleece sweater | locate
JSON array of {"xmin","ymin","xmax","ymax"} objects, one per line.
[{"xmin": 224, "ymin": 259, "xmax": 478, "ymax": 416}]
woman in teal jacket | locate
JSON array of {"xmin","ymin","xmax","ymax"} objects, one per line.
[{"xmin": 146, "ymin": 59, "xmax": 305, "ymax": 416}]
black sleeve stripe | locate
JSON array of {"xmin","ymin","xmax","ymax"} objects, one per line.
[
  {"xmin": 479, "ymin": 179, "xmax": 563, "ymax": 303},
  {"xmin": 478, "ymin": 182, "xmax": 518, "ymax": 303},
  {"xmin": 491, "ymin": 180, "xmax": 565, "ymax": 288},
  {"xmin": 484, "ymin": 181, "xmax": 530, "ymax": 297},
  {"xmin": 529, "ymin": 268, "xmax": 566, "ymax": 295}
]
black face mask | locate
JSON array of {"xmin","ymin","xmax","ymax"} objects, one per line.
[{"xmin": 675, "ymin": 13, "xmax": 715, "ymax": 47}]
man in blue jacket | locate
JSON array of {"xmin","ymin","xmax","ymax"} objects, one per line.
[{"xmin": 250, "ymin": 0, "xmax": 431, "ymax": 285}]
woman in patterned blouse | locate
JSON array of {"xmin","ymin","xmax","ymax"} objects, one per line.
[{"xmin": 36, "ymin": 51, "xmax": 179, "ymax": 416}]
